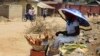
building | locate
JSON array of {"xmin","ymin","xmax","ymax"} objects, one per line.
[
  {"xmin": 32, "ymin": 0, "xmax": 75, "ymax": 16},
  {"xmin": 0, "ymin": 0, "xmax": 25, "ymax": 19},
  {"xmin": 35, "ymin": 0, "xmax": 61, "ymax": 16}
]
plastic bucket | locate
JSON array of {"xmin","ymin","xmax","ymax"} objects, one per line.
[{"xmin": 30, "ymin": 49, "xmax": 45, "ymax": 56}]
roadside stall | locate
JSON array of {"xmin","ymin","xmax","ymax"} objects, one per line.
[{"xmin": 37, "ymin": 2, "xmax": 55, "ymax": 16}]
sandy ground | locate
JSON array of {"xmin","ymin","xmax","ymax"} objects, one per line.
[
  {"xmin": 0, "ymin": 17, "xmax": 65, "ymax": 56},
  {"xmin": 0, "ymin": 21, "xmax": 32, "ymax": 56}
]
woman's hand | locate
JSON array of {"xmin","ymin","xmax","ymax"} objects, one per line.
[
  {"xmin": 56, "ymin": 31, "xmax": 68, "ymax": 36},
  {"xmin": 56, "ymin": 31, "xmax": 62, "ymax": 36}
]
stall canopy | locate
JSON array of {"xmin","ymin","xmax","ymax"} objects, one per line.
[{"xmin": 37, "ymin": 2, "xmax": 55, "ymax": 9}]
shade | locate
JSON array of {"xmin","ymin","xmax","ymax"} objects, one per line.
[
  {"xmin": 58, "ymin": 8, "xmax": 92, "ymax": 30},
  {"xmin": 37, "ymin": 2, "xmax": 55, "ymax": 9}
]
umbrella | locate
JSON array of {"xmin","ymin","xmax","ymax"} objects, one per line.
[{"xmin": 58, "ymin": 8, "xmax": 92, "ymax": 30}]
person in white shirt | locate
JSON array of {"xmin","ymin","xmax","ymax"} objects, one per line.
[
  {"xmin": 28, "ymin": 8, "xmax": 34, "ymax": 16},
  {"xmin": 52, "ymin": 13, "xmax": 80, "ymax": 49},
  {"xmin": 28, "ymin": 7, "xmax": 35, "ymax": 21},
  {"xmin": 43, "ymin": 8, "xmax": 47, "ymax": 20},
  {"xmin": 48, "ymin": 15, "xmax": 80, "ymax": 56}
]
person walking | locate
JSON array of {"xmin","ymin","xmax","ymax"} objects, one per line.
[
  {"xmin": 25, "ymin": 4, "xmax": 32, "ymax": 21},
  {"xmin": 43, "ymin": 8, "xmax": 47, "ymax": 20},
  {"xmin": 28, "ymin": 7, "xmax": 35, "ymax": 21}
]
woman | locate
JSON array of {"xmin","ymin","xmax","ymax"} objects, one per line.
[
  {"xmin": 43, "ymin": 8, "xmax": 47, "ymax": 20},
  {"xmin": 53, "ymin": 12, "xmax": 80, "ymax": 49},
  {"xmin": 47, "ymin": 12, "xmax": 80, "ymax": 56}
]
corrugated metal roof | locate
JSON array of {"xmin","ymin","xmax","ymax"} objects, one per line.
[
  {"xmin": 37, "ymin": 2, "xmax": 55, "ymax": 9},
  {"xmin": 87, "ymin": 0, "xmax": 100, "ymax": 5},
  {"xmin": 42, "ymin": 1, "xmax": 58, "ymax": 4}
]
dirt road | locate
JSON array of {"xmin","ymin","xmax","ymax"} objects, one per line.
[
  {"xmin": 0, "ymin": 22, "xmax": 32, "ymax": 56},
  {"xmin": 0, "ymin": 17, "xmax": 65, "ymax": 56}
]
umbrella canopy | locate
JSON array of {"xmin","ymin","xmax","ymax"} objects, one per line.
[
  {"xmin": 58, "ymin": 8, "xmax": 91, "ymax": 30},
  {"xmin": 37, "ymin": 2, "xmax": 55, "ymax": 9}
]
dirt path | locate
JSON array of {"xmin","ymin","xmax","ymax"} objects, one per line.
[
  {"xmin": 0, "ymin": 17, "xmax": 65, "ymax": 56},
  {"xmin": 0, "ymin": 22, "xmax": 32, "ymax": 56}
]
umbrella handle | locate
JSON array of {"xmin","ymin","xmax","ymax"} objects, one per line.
[{"xmin": 58, "ymin": 9, "xmax": 66, "ymax": 21}]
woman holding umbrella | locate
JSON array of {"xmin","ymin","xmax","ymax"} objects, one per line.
[
  {"xmin": 49, "ymin": 8, "xmax": 91, "ymax": 55},
  {"xmin": 53, "ymin": 9, "xmax": 80, "ymax": 49}
]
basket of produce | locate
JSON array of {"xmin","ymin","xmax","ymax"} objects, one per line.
[
  {"xmin": 24, "ymin": 34, "xmax": 47, "ymax": 51},
  {"xmin": 24, "ymin": 34, "xmax": 47, "ymax": 56},
  {"xmin": 59, "ymin": 43, "xmax": 88, "ymax": 55}
]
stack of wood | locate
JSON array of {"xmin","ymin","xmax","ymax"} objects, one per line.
[
  {"xmin": 24, "ymin": 30, "xmax": 55, "ymax": 56},
  {"xmin": 24, "ymin": 29, "xmax": 54, "ymax": 51},
  {"xmin": 24, "ymin": 34, "xmax": 46, "ymax": 51},
  {"xmin": 24, "ymin": 34, "xmax": 47, "ymax": 56}
]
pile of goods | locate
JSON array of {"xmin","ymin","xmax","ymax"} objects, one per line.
[
  {"xmin": 59, "ymin": 43, "xmax": 88, "ymax": 56},
  {"xmin": 24, "ymin": 34, "xmax": 48, "ymax": 51}
]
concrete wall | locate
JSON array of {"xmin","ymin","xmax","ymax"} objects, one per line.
[
  {"xmin": 54, "ymin": 0, "xmax": 63, "ymax": 3},
  {"xmin": 31, "ymin": 2, "xmax": 38, "ymax": 16},
  {"xmin": 0, "ymin": 5, "xmax": 9, "ymax": 18},
  {"xmin": 0, "ymin": 4, "xmax": 23, "ymax": 19},
  {"xmin": 9, "ymin": 5, "xmax": 23, "ymax": 19}
]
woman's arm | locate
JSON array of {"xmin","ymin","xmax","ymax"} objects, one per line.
[{"xmin": 56, "ymin": 26, "xmax": 80, "ymax": 36}]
